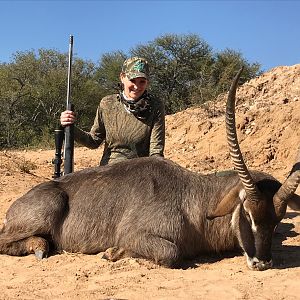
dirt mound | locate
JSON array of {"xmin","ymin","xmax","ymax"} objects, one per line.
[
  {"xmin": 166, "ymin": 64, "xmax": 300, "ymax": 181},
  {"xmin": 0, "ymin": 64, "xmax": 300, "ymax": 299}
]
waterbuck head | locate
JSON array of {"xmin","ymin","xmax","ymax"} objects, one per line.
[{"xmin": 209, "ymin": 68, "xmax": 300, "ymax": 271}]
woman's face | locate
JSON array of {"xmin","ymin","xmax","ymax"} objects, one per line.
[{"xmin": 120, "ymin": 73, "xmax": 148, "ymax": 100}]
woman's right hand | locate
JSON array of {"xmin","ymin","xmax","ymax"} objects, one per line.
[{"xmin": 60, "ymin": 110, "xmax": 76, "ymax": 126}]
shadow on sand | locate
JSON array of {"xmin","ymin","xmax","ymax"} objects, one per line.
[{"xmin": 272, "ymin": 211, "xmax": 300, "ymax": 269}]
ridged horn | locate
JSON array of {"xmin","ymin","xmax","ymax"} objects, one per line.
[
  {"xmin": 273, "ymin": 170, "xmax": 300, "ymax": 218},
  {"xmin": 226, "ymin": 67, "xmax": 261, "ymax": 202}
]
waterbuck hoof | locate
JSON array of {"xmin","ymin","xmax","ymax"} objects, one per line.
[
  {"xmin": 34, "ymin": 249, "xmax": 47, "ymax": 260},
  {"xmin": 102, "ymin": 247, "xmax": 125, "ymax": 261},
  {"xmin": 26, "ymin": 236, "xmax": 49, "ymax": 259}
]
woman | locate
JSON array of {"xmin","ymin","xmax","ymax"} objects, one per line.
[{"xmin": 60, "ymin": 57, "xmax": 165, "ymax": 166}]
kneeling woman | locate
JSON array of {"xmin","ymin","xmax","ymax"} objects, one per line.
[{"xmin": 60, "ymin": 57, "xmax": 165, "ymax": 166}]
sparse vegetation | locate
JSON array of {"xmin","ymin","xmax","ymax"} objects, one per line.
[
  {"xmin": 0, "ymin": 33, "xmax": 261, "ymax": 149},
  {"xmin": 0, "ymin": 151, "xmax": 37, "ymax": 174}
]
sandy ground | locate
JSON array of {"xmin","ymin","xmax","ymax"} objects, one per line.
[{"xmin": 1, "ymin": 64, "xmax": 300, "ymax": 299}]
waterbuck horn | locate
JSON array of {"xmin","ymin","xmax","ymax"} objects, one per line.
[
  {"xmin": 226, "ymin": 67, "xmax": 261, "ymax": 202},
  {"xmin": 273, "ymin": 170, "xmax": 300, "ymax": 218}
]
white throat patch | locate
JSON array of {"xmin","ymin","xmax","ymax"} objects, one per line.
[{"xmin": 239, "ymin": 189, "xmax": 246, "ymax": 201}]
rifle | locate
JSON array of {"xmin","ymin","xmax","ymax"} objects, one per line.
[
  {"xmin": 52, "ymin": 35, "xmax": 74, "ymax": 178},
  {"xmin": 63, "ymin": 35, "xmax": 74, "ymax": 175}
]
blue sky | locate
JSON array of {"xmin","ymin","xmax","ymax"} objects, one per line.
[{"xmin": 1, "ymin": 0, "xmax": 299, "ymax": 72}]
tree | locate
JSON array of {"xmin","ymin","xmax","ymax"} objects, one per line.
[
  {"xmin": 94, "ymin": 51, "xmax": 127, "ymax": 93},
  {"xmin": 0, "ymin": 52, "xmax": 40, "ymax": 147},
  {"xmin": 0, "ymin": 49, "xmax": 103, "ymax": 148},
  {"xmin": 211, "ymin": 48, "xmax": 261, "ymax": 95},
  {"xmin": 131, "ymin": 33, "xmax": 214, "ymax": 114}
]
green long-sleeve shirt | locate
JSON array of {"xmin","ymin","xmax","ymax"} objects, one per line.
[{"xmin": 74, "ymin": 94, "xmax": 165, "ymax": 165}]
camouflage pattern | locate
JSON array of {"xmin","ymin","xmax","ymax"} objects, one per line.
[
  {"xmin": 74, "ymin": 94, "xmax": 165, "ymax": 165},
  {"xmin": 122, "ymin": 57, "xmax": 150, "ymax": 80}
]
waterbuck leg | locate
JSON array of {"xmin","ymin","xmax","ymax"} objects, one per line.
[
  {"xmin": 119, "ymin": 233, "xmax": 180, "ymax": 267},
  {"xmin": 0, "ymin": 236, "xmax": 49, "ymax": 258}
]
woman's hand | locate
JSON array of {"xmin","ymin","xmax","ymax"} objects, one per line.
[{"xmin": 60, "ymin": 110, "xmax": 76, "ymax": 126}]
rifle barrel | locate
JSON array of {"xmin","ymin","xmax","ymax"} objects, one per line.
[
  {"xmin": 64, "ymin": 35, "xmax": 74, "ymax": 175},
  {"xmin": 66, "ymin": 35, "xmax": 73, "ymax": 109}
]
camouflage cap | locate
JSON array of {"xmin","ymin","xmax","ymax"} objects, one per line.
[{"xmin": 122, "ymin": 57, "xmax": 150, "ymax": 80}]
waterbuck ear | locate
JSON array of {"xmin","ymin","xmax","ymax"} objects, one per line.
[{"xmin": 207, "ymin": 184, "xmax": 244, "ymax": 220}]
